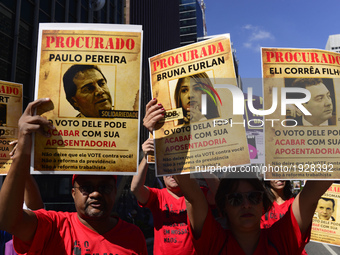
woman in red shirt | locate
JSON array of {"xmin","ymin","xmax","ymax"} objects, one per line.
[{"xmin": 261, "ymin": 180, "xmax": 294, "ymax": 229}]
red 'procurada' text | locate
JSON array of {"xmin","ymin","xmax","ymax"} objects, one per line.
[{"xmin": 153, "ymin": 42, "xmax": 226, "ymax": 72}]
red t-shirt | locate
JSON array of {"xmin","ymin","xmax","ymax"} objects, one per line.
[
  {"xmin": 139, "ymin": 188, "xmax": 196, "ymax": 255},
  {"xmin": 189, "ymin": 205, "xmax": 310, "ymax": 255},
  {"xmin": 261, "ymin": 198, "xmax": 308, "ymax": 255},
  {"xmin": 13, "ymin": 209, "xmax": 147, "ymax": 255},
  {"xmin": 261, "ymin": 197, "xmax": 295, "ymax": 229}
]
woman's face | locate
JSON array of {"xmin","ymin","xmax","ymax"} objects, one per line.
[
  {"xmin": 179, "ymin": 77, "xmax": 203, "ymax": 112},
  {"xmin": 224, "ymin": 180, "xmax": 263, "ymax": 232},
  {"xmin": 269, "ymin": 180, "xmax": 286, "ymax": 191}
]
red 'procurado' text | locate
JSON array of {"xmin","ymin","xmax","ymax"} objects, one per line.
[
  {"xmin": 265, "ymin": 51, "xmax": 340, "ymax": 65},
  {"xmin": 153, "ymin": 42, "xmax": 226, "ymax": 72},
  {"xmin": 45, "ymin": 36, "xmax": 135, "ymax": 50},
  {"xmin": 0, "ymin": 85, "xmax": 20, "ymax": 95}
]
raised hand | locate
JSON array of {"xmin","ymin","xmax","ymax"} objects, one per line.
[
  {"xmin": 16, "ymin": 98, "xmax": 55, "ymax": 156},
  {"xmin": 143, "ymin": 98, "xmax": 165, "ymax": 133},
  {"xmin": 142, "ymin": 138, "xmax": 154, "ymax": 158}
]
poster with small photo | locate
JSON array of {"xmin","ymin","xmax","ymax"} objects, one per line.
[{"xmin": 0, "ymin": 80, "xmax": 22, "ymax": 174}]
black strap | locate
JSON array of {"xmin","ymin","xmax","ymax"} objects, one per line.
[
  {"xmin": 268, "ymin": 239, "xmax": 281, "ymax": 255},
  {"xmin": 218, "ymin": 238, "xmax": 228, "ymax": 255}
]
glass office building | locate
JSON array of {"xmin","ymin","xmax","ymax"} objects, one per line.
[{"xmin": 179, "ymin": 0, "xmax": 205, "ymax": 46}]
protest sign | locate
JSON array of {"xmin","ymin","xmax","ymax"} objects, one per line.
[
  {"xmin": 149, "ymin": 34, "xmax": 250, "ymax": 176},
  {"xmin": 262, "ymin": 48, "xmax": 340, "ymax": 179},
  {"xmin": 33, "ymin": 23, "xmax": 142, "ymax": 175},
  {"xmin": 311, "ymin": 183, "xmax": 340, "ymax": 246},
  {"xmin": 0, "ymin": 81, "xmax": 22, "ymax": 174},
  {"xmin": 244, "ymin": 94, "xmax": 264, "ymax": 166}
]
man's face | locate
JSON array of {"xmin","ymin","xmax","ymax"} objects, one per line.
[
  {"xmin": 163, "ymin": 175, "xmax": 179, "ymax": 190},
  {"xmin": 72, "ymin": 69, "xmax": 112, "ymax": 117},
  {"xmin": 316, "ymin": 199, "xmax": 334, "ymax": 220},
  {"xmin": 72, "ymin": 175, "xmax": 116, "ymax": 220},
  {"xmin": 303, "ymin": 83, "xmax": 333, "ymax": 125},
  {"xmin": 224, "ymin": 181, "xmax": 263, "ymax": 231}
]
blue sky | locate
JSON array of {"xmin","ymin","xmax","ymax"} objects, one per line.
[{"xmin": 204, "ymin": 0, "xmax": 340, "ymax": 95}]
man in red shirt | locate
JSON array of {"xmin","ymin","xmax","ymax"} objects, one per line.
[
  {"xmin": 0, "ymin": 98, "xmax": 147, "ymax": 255},
  {"xmin": 131, "ymin": 138, "xmax": 196, "ymax": 255}
]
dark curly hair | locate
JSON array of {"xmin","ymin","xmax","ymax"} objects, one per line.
[{"xmin": 215, "ymin": 176, "xmax": 273, "ymax": 220}]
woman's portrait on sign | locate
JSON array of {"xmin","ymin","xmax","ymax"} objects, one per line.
[{"xmin": 169, "ymin": 71, "xmax": 220, "ymax": 125}]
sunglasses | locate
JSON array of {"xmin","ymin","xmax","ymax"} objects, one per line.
[
  {"xmin": 226, "ymin": 191, "xmax": 264, "ymax": 206},
  {"xmin": 74, "ymin": 184, "xmax": 114, "ymax": 195}
]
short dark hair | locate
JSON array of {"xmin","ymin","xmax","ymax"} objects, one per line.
[
  {"xmin": 63, "ymin": 65, "xmax": 107, "ymax": 109},
  {"xmin": 215, "ymin": 176, "xmax": 273, "ymax": 219},
  {"xmin": 288, "ymin": 78, "xmax": 326, "ymax": 101},
  {"xmin": 291, "ymin": 78, "xmax": 324, "ymax": 89},
  {"xmin": 320, "ymin": 197, "xmax": 335, "ymax": 210}
]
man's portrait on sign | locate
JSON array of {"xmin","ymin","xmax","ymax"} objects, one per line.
[
  {"xmin": 60, "ymin": 64, "xmax": 116, "ymax": 118},
  {"xmin": 285, "ymin": 78, "xmax": 336, "ymax": 126}
]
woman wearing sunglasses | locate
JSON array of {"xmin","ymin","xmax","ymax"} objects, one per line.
[
  {"xmin": 172, "ymin": 174, "xmax": 332, "ymax": 255},
  {"xmin": 143, "ymin": 99, "xmax": 333, "ymax": 255}
]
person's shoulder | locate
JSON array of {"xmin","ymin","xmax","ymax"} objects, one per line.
[
  {"xmin": 148, "ymin": 187, "xmax": 164, "ymax": 195},
  {"xmin": 34, "ymin": 209, "xmax": 76, "ymax": 221},
  {"xmin": 285, "ymin": 197, "xmax": 295, "ymax": 205},
  {"xmin": 294, "ymin": 116, "xmax": 303, "ymax": 126}
]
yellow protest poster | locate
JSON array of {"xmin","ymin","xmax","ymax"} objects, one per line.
[
  {"xmin": 33, "ymin": 23, "xmax": 142, "ymax": 175},
  {"xmin": 311, "ymin": 183, "xmax": 340, "ymax": 246},
  {"xmin": 149, "ymin": 34, "xmax": 250, "ymax": 176},
  {"xmin": 0, "ymin": 81, "xmax": 22, "ymax": 174},
  {"xmin": 262, "ymin": 48, "xmax": 340, "ymax": 179}
]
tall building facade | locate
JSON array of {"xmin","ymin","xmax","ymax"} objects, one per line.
[
  {"xmin": 0, "ymin": 0, "xmax": 125, "ymax": 212},
  {"xmin": 326, "ymin": 34, "xmax": 340, "ymax": 53},
  {"xmin": 129, "ymin": 0, "xmax": 181, "ymax": 146},
  {"xmin": 179, "ymin": 0, "xmax": 206, "ymax": 46}
]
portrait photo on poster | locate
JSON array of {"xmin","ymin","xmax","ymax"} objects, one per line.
[
  {"xmin": 0, "ymin": 104, "xmax": 6, "ymax": 126},
  {"xmin": 59, "ymin": 64, "xmax": 116, "ymax": 118},
  {"xmin": 314, "ymin": 196, "xmax": 337, "ymax": 221},
  {"xmin": 168, "ymin": 70, "xmax": 220, "ymax": 126},
  {"xmin": 284, "ymin": 78, "xmax": 336, "ymax": 126}
]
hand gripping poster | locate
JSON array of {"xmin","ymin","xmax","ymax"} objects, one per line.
[
  {"xmin": 311, "ymin": 183, "xmax": 340, "ymax": 246},
  {"xmin": 262, "ymin": 48, "xmax": 340, "ymax": 179},
  {"xmin": 0, "ymin": 81, "xmax": 22, "ymax": 174},
  {"xmin": 149, "ymin": 34, "xmax": 250, "ymax": 176},
  {"xmin": 33, "ymin": 23, "xmax": 142, "ymax": 175}
]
